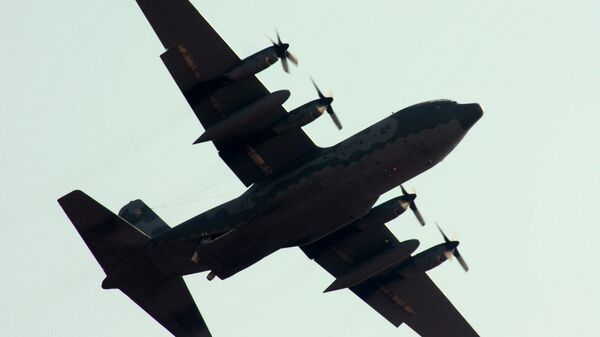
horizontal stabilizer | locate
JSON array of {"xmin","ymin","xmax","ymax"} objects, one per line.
[
  {"xmin": 119, "ymin": 199, "xmax": 170, "ymax": 238},
  {"xmin": 120, "ymin": 276, "xmax": 212, "ymax": 337},
  {"xmin": 58, "ymin": 190, "xmax": 149, "ymax": 272}
]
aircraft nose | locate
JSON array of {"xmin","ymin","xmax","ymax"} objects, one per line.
[{"xmin": 456, "ymin": 103, "xmax": 483, "ymax": 130}]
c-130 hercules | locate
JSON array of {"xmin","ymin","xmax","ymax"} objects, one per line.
[{"xmin": 58, "ymin": 1, "xmax": 483, "ymax": 336}]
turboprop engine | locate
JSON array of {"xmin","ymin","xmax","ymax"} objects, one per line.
[
  {"xmin": 352, "ymin": 193, "xmax": 416, "ymax": 231},
  {"xmin": 272, "ymin": 78, "xmax": 343, "ymax": 133},
  {"xmin": 394, "ymin": 224, "xmax": 469, "ymax": 279},
  {"xmin": 271, "ymin": 98, "xmax": 328, "ymax": 134},
  {"xmin": 194, "ymin": 79, "xmax": 343, "ymax": 143},
  {"xmin": 227, "ymin": 32, "xmax": 298, "ymax": 81},
  {"xmin": 190, "ymin": 32, "xmax": 298, "ymax": 97}
]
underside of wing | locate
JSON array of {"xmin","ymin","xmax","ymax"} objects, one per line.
[
  {"xmin": 136, "ymin": 0, "xmax": 318, "ymax": 186},
  {"xmin": 352, "ymin": 274, "xmax": 479, "ymax": 337},
  {"xmin": 301, "ymin": 222, "xmax": 479, "ymax": 337}
]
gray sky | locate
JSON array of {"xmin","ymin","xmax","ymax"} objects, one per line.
[{"xmin": 1, "ymin": 0, "xmax": 599, "ymax": 336}]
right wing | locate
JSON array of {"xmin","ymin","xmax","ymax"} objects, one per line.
[
  {"xmin": 136, "ymin": 0, "xmax": 318, "ymax": 186},
  {"xmin": 301, "ymin": 223, "xmax": 479, "ymax": 337}
]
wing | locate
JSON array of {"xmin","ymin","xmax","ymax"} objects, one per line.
[
  {"xmin": 301, "ymin": 224, "xmax": 479, "ymax": 337},
  {"xmin": 136, "ymin": 0, "xmax": 318, "ymax": 186}
]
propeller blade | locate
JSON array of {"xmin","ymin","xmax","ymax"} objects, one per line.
[
  {"xmin": 311, "ymin": 77, "xmax": 325, "ymax": 99},
  {"xmin": 269, "ymin": 31, "xmax": 297, "ymax": 72},
  {"xmin": 411, "ymin": 205, "xmax": 426, "ymax": 226},
  {"xmin": 328, "ymin": 108, "xmax": 343, "ymax": 130},
  {"xmin": 401, "ymin": 185, "xmax": 425, "ymax": 226},
  {"xmin": 281, "ymin": 57, "xmax": 289, "ymax": 73},
  {"xmin": 436, "ymin": 222, "xmax": 451, "ymax": 244},
  {"xmin": 437, "ymin": 222, "xmax": 469, "ymax": 272},
  {"xmin": 310, "ymin": 77, "xmax": 341, "ymax": 129},
  {"xmin": 287, "ymin": 51, "xmax": 298, "ymax": 65},
  {"xmin": 454, "ymin": 249, "xmax": 469, "ymax": 272}
]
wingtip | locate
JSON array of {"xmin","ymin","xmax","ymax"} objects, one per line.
[{"xmin": 57, "ymin": 190, "xmax": 85, "ymax": 204}]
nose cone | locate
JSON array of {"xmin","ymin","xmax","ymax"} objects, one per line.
[{"xmin": 456, "ymin": 103, "xmax": 483, "ymax": 130}]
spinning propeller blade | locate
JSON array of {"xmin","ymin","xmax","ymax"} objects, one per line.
[
  {"xmin": 270, "ymin": 31, "xmax": 298, "ymax": 73},
  {"xmin": 436, "ymin": 223, "xmax": 469, "ymax": 272},
  {"xmin": 311, "ymin": 77, "xmax": 342, "ymax": 130},
  {"xmin": 400, "ymin": 185, "xmax": 425, "ymax": 226}
]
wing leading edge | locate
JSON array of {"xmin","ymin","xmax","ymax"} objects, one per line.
[
  {"xmin": 301, "ymin": 222, "xmax": 479, "ymax": 337},
  {"xmin": 136, "ymin": 0, "xmax": 318, "ymax": 186}
]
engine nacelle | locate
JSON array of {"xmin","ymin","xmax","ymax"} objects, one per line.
[
  {"xmin": 352, "ymin": 196, "xmax": 413, "ymax": 231},
  {"xmin": 185, "ymin": 46, "xmax": 281, "ymax": 99},
  {"xmin": 194, "ymin": 90, "xmax": 290, "ymax": 143},
  {"xmin": 271, "ymin": 100, "xmax": 327, "ymax": 134},
  {"xmin": 393, "ymin": 243, "xmax": 450, "ymax": 279},
  {"xmin": 226, "ymin": 46, "xmax": 279, "ymax": 82},
  {"xmin": 324, "ymin": 239, "xmax": 419, "ymax": 292}
]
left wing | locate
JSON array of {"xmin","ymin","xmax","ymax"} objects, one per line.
[
  {"xmin": 301, "ymin": 223, "xmax": 479, "ymax": 337},
  {"xmin": 136, "ymin": 0, "xmax": 318, "ymax": 186}
]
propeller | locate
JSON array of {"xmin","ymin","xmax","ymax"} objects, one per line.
[
  {"xmin": 311, "ymin": 77, "xmax": 343, "ymax": 130},
  {"xmin": 436, "ymin": 223, "xmax": 469, "ymax": 272},
  {"xmin": 269, "ymin": 31, "xmax": 298, "ymax": 73},
  {"xmin": 400, "ymin": 185, "xmax": 425, "ymax": 226}
]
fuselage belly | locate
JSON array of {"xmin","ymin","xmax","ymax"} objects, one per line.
[{"xmin": 149, "ymin": 100, "xmax": 481, "ymax": 279}]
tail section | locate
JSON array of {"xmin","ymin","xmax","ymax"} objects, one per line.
[
  {"xmin": 58, "ymin": 190, "xmax": 150, "ymax": 272},
  {"xmin": 119, "ymin": 199, "xmax": 170, "ymax": 238},
  {"xmin": 58, "ymin": 190, "xmax": 212, "ymax": 337}
]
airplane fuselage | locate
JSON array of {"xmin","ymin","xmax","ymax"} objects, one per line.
[{"xmin": 148, "ymin": 100, "xmax": 482, "ymax": 279}]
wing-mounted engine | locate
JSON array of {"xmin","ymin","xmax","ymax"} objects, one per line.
[
  {"xmin": 194, "ymin": 79, "xmax": 345, "ymax": 143},
  {"xmin": 352, "ymin": 193, "xmax": 416, "ymax": 231},
  {"xmin": 395, "ymin": 224, "xmax": 469, "ymax": 279},
  {"xmin": 190, "ymin": 32, "xmax": 298, "ymax": 97},
  {"xmin": 271, "ymin": 99, "xmax": 327, "ymax": 134},
  {"xmin": 271, "ymin": 78, "xmax": 343, "ymax": 133}
]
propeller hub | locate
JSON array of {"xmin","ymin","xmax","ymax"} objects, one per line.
[
  {"xmin": 446, "ymin": 241, "xmax": 460, "ymax": 251},
  {"xmin": 399, "ymin": 193, "xmax": 416, "ymax": 203}
]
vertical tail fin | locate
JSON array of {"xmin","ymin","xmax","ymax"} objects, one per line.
[{"xmin": 119, "ymin": 199, "xmax": 170, "ymax": 238}]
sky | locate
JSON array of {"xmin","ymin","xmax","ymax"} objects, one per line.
[{"xmin": 1, "ymin": 0, "xmax": 599, "ymax": 336}]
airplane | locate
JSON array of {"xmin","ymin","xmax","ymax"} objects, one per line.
[{"xmin": 57, "ymin": 1, "xmax": 483, "ymax": 336}]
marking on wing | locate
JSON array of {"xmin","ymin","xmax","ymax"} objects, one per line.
[
  {"xmin": 380, "ymin": 285, "xmax": 416, "ymax": 315},
  {"xmin": 332, "ymin": 246, "xmax": 353, "ymax": 264},
  {"xmin": 173, "ymin": 44, "xmax": 275, "ymax": 178},
  {"xmin": 208, "ymin": 96, "xmax": 224, "ymax": 116},
  {"xmin": 176, "ymin": 44, "xmax": 203, "ymax": 80},
  {"xmin": 245, "ymin": 145, "xmax": 273, "ymax": 175}
]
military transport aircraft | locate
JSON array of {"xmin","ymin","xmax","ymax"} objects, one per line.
[{"xmin": 58, "ymin": 1, "xmax": 483, "ymax": 336}]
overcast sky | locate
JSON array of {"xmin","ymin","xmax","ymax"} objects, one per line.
[{"xmin": 1, "ymin": 1, "xmax": 599, "ymax": 336}]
